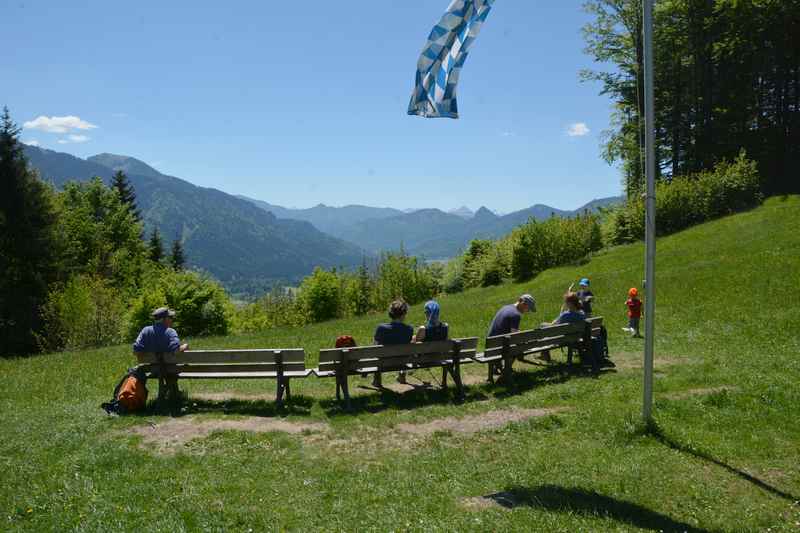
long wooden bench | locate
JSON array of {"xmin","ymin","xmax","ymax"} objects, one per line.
[
  {"xmin": 135, "ymin": 349, "xmax": 310, "ymax": 406},
  {"xmin": 474, "ymin": 318, "xmax": 603, "ymax": 382},
  {"xmin": 315, "ymin": 338, "xmax": 478, "ymax": 408}
]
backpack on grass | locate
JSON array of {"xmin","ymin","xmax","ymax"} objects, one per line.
[{"xmin": 101, "ymin": 367, "xmax": 148, "ymax": 415}]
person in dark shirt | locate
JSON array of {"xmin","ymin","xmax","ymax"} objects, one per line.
[
  {"xmin": 576, "ymin": 277, "xmax": 595, "ymax": 317},
  {"xmin": 133, "ymin": 307, "xmax": 189, "ymax": 354},
  {"xmin": 373, "ymin": 300, "xmax": 414, "ymax": 386},
  {"xmin": 487, "ymin": 294, "xmax": 536, "ymax": 337},
  {"xmin": 413, "ymin": 300, "xmax": 449, "ymax": 343}
]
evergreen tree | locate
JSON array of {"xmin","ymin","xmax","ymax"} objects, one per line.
[
  {"xmin": 111, "ymin": 170, "xmax": 140, "ymax": 222},
  {"xmin": 353, "ymin": 258, "xmax": 372, "ymax": 316},
  {"xmin": 148, "ymin": 228, "xmax": 164, "ymax": 264},
  {"xmin": 0, "ymin": 107, "xmax": 61, "ymax": 354},
  {"xmin": 169, "ymin": 239, "xmax": 186, "ymax": 271}
]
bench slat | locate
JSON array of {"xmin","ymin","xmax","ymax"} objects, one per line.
[
  {"xmin": 319, "ymin": 338, "xmax": 477, "ymax": 364},
  {"xmin": 136, "ymin": 349, "xmax": 306, "ymax": 365},
  {"xmin": 155, "ymin": 370, "xmax": 312, "ymax": 379},
  {"xmin": 142, "ymin": 363, "xmax": 308, "ymax": 375}
]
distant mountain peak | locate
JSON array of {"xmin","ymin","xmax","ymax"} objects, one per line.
[
  {"xmin": 448, "ymin": 206, "xmax": 474, "ymax": 219},
  {"xmin": 473, "ymin": 206, "xmax": 498, "ymax": 221},
  {"xmin": 87, "ymin": 153, "xmax": 162, "ymax": 179}
]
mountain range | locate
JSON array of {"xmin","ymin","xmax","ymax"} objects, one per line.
[
  {"xmin": 24, "ymin": 146, "xmax": 364, "ymax": 295},
  {"xmin": 24, "ymin": 144, "xmax": 622, "ymax": 292},
  {"xmin": 238, "ymin": 194, "xmax": 621, "ymax": 259}
]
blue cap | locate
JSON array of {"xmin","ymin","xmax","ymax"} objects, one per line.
[{"xmin": 579, "ymin": 278, "xmax": 590, "ymax": 287}]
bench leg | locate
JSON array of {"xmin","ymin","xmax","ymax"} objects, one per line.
[
  {"xmin": 285, "ymin": 378, "xmax": 291, "ymax": 400},
  {"xmin": 487, "ymin": 361, "xmax": 495, "ymax": 384},
  {"xmin": 372, "ymin": 372, "xmax": 382, "ymax": 389},
  {"xmin": 342, "ymin": 376, "xmax": 351, "ymax": 410},
  {"xmin": 501, "ymin": 355, "xmax": 513, "ymax": 383},
  {"xmin": 567, "ymin": 346, "xmax": 574, "ymax": 365},
  {"xmin": 276, "ymin": 377, "xmax": 285, "ymax": 407},
  {"xmin": 441, "ymin": 367, "xmax": 448, "ymax": 388},
  {"xmin": 450, "ymin": 363, "xmax": 465, "ymax": 401}
]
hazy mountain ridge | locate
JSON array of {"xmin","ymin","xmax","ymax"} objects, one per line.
[{"xmin": 24, "ymin": 146, "xmax": 365, "ymax": 293}]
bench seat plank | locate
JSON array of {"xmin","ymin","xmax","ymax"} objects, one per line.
[{"xmin": 136, "ymin": 349, "xmax": 306, "ymax": 365}]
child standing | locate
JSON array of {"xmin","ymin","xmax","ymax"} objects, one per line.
[
  {"xmin": 576, "ymin": 278, "xmax": 595, "ymax": 317},
  {"xmin": 624, "ymin": 287, "xmax": 642, "ymax": 337}
]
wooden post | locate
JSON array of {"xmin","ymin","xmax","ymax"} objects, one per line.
[
  {"xmin": 339, "ymin": 349, "xmax": 351, "ymax": 409},
  {"xmin": 451, "ymin": 340, "xmax": 464, "ymax": 400},
  {"xmin": 501, "ymin": 336, "xmax": 513, "ymax": 383},
  {"xmin": 275, "ymin": 350, "xmax": 285, "ymax": 406}
]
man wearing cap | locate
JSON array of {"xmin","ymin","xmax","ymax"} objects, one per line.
[
  {"xmin": 487, "ymin": 294, "xmax": 536, "ymax": 338},
  {"xmin": 133, "ymin": 307, "xmax": 189, "ymax": 354}
]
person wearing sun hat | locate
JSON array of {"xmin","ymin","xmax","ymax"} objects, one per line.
[{"xmin": 132, "ymin": 307, "xmax": 189, "ymax": 354}]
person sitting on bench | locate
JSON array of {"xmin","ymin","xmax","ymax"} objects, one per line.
[
  {"xmin": 487, "ymin": 294, "xmax": 536, "ymax": 337},
  {"xmin": 373, "ymin": 300, "xmax": 414, "ymax": 387},
  {"xmin": 133, "ymin": 307, "xmax": 189, "ymax": 354},
  {"xmin": 413, "ymin": 300, "xmax": 449, "ymax": 343},
  {"xmin": 539, "ymin": 292, "xmax": 586, "ymax": 362}
]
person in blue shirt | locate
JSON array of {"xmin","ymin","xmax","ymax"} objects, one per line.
[
  {"xmin": 373, "ymin": 300, "xmax": 414, "ymax": 387},
  {"xmin": 538, "ymin": 292, "xmax": 586, "ymax": 362},
  {"xmin": 487, "ymin": 294, "xmax": 536, "ymax": 337},
  {"xmin": 576, "ymin": 278, "xmax": 595, "ymax": 317},
  {"xmin": 133, "ymin": 307, "xmax": 189, "ymax": 354}
]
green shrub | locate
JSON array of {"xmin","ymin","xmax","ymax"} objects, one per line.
[
  {"xmin": 126, "ymin": 269, "xmax": 233, "ymax": 340},
  {"xmin": 610, "ymin": 152, "xmax": 763, "ymax": 244},
  {"xmin": 38, "ymin": 275, "xmax": 126, "ymax": 351},
  {"xmin": 297, "ymin": 267, "xmax": 343, "ymax": 323},
  {"xmin": 233, "ymin": 288, "xmax": 305, "ymax": 334}
]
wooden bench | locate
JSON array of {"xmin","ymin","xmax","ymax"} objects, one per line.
[
  {"xmin": 135, "ymin": 349, "xmax": 310, "ymax": 406},
  {"xmin": 474, "ymin": 319, "xmax": 600, "ymax": 382},
  {"xmin": 315, "ymin": 338, "xmax": 478, "ymax": 408}
]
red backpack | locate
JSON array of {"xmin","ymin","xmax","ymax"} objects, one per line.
[{"xmin": 335, "ymin": 335, "xmax": 357, "ymax": 348}]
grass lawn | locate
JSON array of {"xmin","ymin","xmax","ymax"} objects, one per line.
[{"xmin": 2, "ymin": 196, "xmax": 799, "ymax": 532}]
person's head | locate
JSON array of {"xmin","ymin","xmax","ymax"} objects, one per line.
[
  {"xmin": 564, "ymin": 292, "xmax": 581, "ymax": 312},
  {"xmin": 579, "ymin": 278, "xmax": 590, "ymax": 289},
  {"xmin": 516, "ymin": 294, "xmax": 536, "ymax": 313},
  {"xmin": 628, "ymin": 287, "xmax": 639, "ymax": 299},
  {"xmin": 388, "ymin": 300, "xmax": 409, "ymax": 321},
  {"xmin": 152, "ymin": 307, "xmax": 176, "ymax": 327},
  {"xmin": 424, "ymin": 300, "xmax": 441, "ymax": 327}
]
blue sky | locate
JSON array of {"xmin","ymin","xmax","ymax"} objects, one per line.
[{"xmin": 3, "ymin": 1, "xmax": 620, "ymax": 212}]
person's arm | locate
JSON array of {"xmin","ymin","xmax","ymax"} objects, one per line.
[
  {"xmin": 132, "ymin": 329, "xmax": 145, "ymax": 352},
  {"xmin": 374, "ymin": 326, "xmax": 383, "ymax": 346},
  {"xmin": 167, "ymin": 329, "xmax": 185, "ymax": 353},
  {"xmin": 510, "ymin": 313, "xmax": 521, "ymax": 333},
  {"xmin": 413, "ymin": 326, "xmax": 426, "ymax": 343}
]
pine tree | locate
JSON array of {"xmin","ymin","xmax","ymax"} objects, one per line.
[
  {"xmin": 111, "ymin": 170, "xmax": 140, "ymax": 222},
  {"xmin": 169, "ymin": 239, "xmax": 186, "ymax": 271},
  {"xmin": 148, "ymin": 228, "xmax": 164, "ymax": 263},
  {"xmin": 0, "ymin": 107, "xmax": 61, "ymax": 354}
]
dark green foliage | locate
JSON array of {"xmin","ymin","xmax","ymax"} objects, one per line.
[
  {"xmin": 510, "ymin": 215, "xmax": 604, "ymax": 283},
  {"xmin": 0, "ymin": 108, "xmax": 61, "ymax": 355},
  {"xmin": 170, "ymin": 239, "xmax": 186, "ymax": 271},
  {"xmin": 609, "ymin": 153, "xmax": 763, "ymax": 243},
  {"xmin": 57, "ymin": 177, "xmax": 146, "ymax": 289},
  {"xmin": 148, "ymin": 228, "xmax": 164, "ymax": 264},
  {"xmin": 583, "ymin": 0, "xmax": 799, "ymax": 197},
  {"xmin": 37, "ymin": 275, "xmax": 126, "ymax": 352},
  {"xmin": 111, "ymin": 170, "xmax": 140, "ymax": 222},
  {"xmin": 127, "ymin": 270, "xmax": 232, "ymax": 339},
  {"xmin": 297, "ymin": 267, "xmax": 343, "ymax": 323}
]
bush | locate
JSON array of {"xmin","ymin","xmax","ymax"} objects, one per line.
[
  {"xmin": 296, "ymin": 267, "xmax": 343, "ymax": 323},
  {"xmin": 233, "ymin": 288, "xmax": 306, "ymax": 334},
  {"xmin": 609, "ymin": 152, "xmax": 763, "ymax": 244},
  {"xmin": 38, "ymin": 275, "xmax": 126, "ymax": 351},
  {"xmin": 126, "ymin": 269, "xmax": 233, "ymax": 340}
]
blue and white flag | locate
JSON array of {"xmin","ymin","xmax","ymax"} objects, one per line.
[{"xmin": 408, "ymin": 0, "xmax": 495, "ymax": 119}]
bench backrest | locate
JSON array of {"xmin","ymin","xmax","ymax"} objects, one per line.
[
  {"xmin": 484, "ymin": 322, "xmax": 587, "ymax": 360},
  {"xmin": 318, "ymin": 337, "xmax": 478, "ymax": 375},
  {"xmin": 135, "ymin": 349, "xmax": 307, "ymax": 375},
  {"xmin": 586, "ymin": 316, "xmax": 604, "ymax": 337}
]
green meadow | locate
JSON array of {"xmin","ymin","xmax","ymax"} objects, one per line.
[{"xmin": 1, "ymin": 196, "xmax": 799, "ymax": 531}]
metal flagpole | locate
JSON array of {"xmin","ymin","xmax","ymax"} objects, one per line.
[{"xmin": 642, "ymin": 0, "xmax": 657, "ymax": 422}]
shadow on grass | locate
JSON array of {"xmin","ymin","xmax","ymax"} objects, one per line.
[
  {"xmin": 489, "ymin": 361, "xmax": 614, "ymax": 400},
  {"xmin": 646, "ymin": 422, "xmax": 799, "ymax": 503},
  {"xmin": 319, "ymin": 379, "xmax": 489, "ymax": 417},
  {"xmin": 137, "ymin": 395, "xmax": 314, "ymax": 418},
  {"xmin": 485, "ymin": 485, "xmax": 712, "ymax": 533}
]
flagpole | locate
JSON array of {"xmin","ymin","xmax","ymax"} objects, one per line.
[{"xmin": 642, "ymin": 0, "xmax": 657, "ymax": 422}]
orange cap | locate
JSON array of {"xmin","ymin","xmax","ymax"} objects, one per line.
[{"xmin": 629, "ymin": 287, "xmax": 638, "ymax": 298}]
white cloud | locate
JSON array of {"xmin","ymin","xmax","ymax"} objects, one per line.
[
  {"xmin": 567, "ymin": 122, "xmax": 590, "ymax": 137},
  {"xmin": 57, "ymin": 134, "xmax": 90, "ymax": 144},
  {"xmin": 24, "ymin": 139, "xmax": 40, "ymax": 146},
  {"xmin": 23, "ymin": 115, "xmax": 98, "ymax": 133}
]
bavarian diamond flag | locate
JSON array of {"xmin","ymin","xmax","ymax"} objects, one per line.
[{"xmin": 408, "ymin": 0, "xmax": 495, "ymax": 119}]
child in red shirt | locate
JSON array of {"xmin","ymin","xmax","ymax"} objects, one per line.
[{"xmin": 624, "ymin": 287, "xmax": 642, "ymax": 337}]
